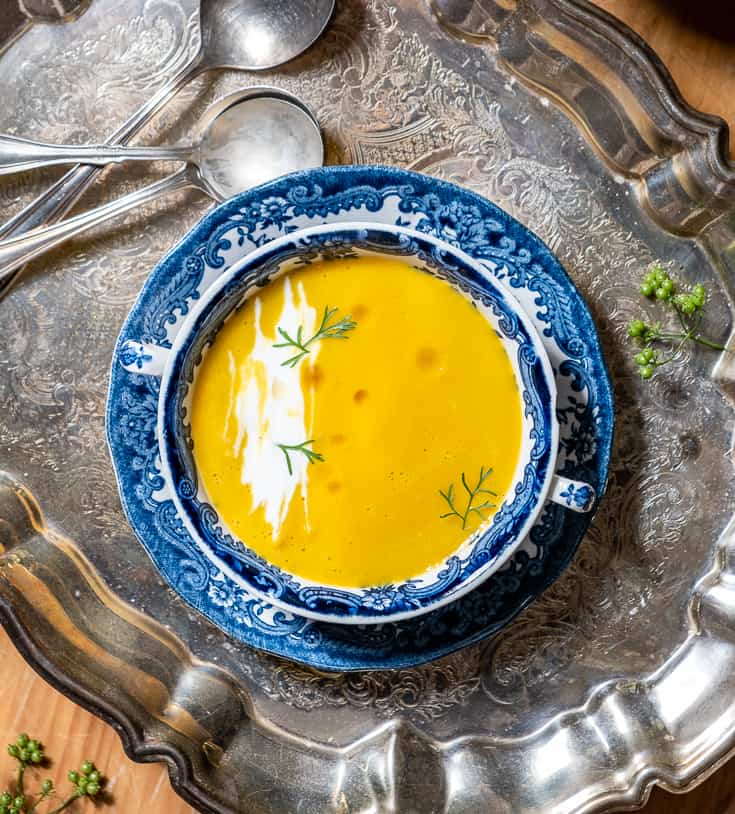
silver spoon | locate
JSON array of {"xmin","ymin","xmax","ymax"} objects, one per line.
[
  {"xmin": 0, "ymin": 0, "xmax": 334, "ymax": 290},
  {"xmin": 0, "ymin": 89, "xmax": 321, "ymax": 179},
  {"xmin": 0, "ymin": 88, "xmax": 324, "ymax": 282}
]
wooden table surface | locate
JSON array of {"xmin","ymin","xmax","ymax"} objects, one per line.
[{"xmin": 2, "ymin": 2, "xmax": 734, "ymax": 812}]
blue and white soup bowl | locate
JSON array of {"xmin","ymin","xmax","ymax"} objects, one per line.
[{"xmin": 118, "ymin": 222, "xmax": 596, "ymax": 624}]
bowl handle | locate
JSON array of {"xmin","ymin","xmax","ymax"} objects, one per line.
[
  {"xmin": 118, "ymin": 339, "xmax": 170, "ymax": 377},
  {"xmin": 548, "ymin": 475, "xmax": 596, "ymax": 513}
]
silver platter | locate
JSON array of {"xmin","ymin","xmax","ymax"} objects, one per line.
[{"xmin": 1, "ymin": 0, "xmax": 734, "ymax": 811}]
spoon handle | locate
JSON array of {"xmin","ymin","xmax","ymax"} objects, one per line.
[
  {"xmin": 0, "ymin": 170, "xmax": 194, "ymax": 282},
  {"xmin": 0, "ymin": 56, "xmax": 198, "ymax": 294},
  {"xmin": 0, "ymin": 134, "xmax": 195, "ymax": 176}
]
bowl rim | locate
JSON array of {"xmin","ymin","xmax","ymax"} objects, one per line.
[{"xmin": 156, "ymin": 220, "xmax": 559, "ymax": 624}]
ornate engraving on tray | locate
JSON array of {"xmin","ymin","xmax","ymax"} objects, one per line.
[
  {"xmin": 0, "ymin": 0, "xmax": 199, "ymax": 223},
  {"xmin": 9, "ymin": 1, "xmax": 195, "ymax": 141},
  {"xmin": 252, "ymin": 650, "xmax": 482, "ymax": 723}
]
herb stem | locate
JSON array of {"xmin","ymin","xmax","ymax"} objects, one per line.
[
  {"xmin": 651, "ymin": 329, "xmax": 725, "ymax": 353},
  {"xmin": 674, "ymin": 306, "xmax": 689, "ymax": 333},
  {"xmin": 276, "ymin": 441, "xmax": 324, "ymax": 475},
  {"xmin": 47, "ymin": 791, "xmax": 83, "ymax": 814},
  {"xmin": 692, "ymin": 335, "xmax": 726, "ymax": 351},
  {"xmin": 17, "ymin": 764, "xmax": 24, "ymax": 796},
  {"xmin": 27, "ymin": 788, "xmax": 51, "ymax": 814}
]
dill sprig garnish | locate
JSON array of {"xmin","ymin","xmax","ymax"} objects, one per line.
[
  {"xmin": 439, "ymin": 466, "xmax": 497, "ymax": 530},
  {"xmin": 273, "ymin": 305, "xmax": 357, "ymax": 367},
  {"xmin": 276, "ymin": 440, "xmax": 324, "ymax": 476}
]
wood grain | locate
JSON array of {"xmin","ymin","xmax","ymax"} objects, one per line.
[{"xmin": 1, "ymin": 2, "xmax": 734, "ymax": 813}]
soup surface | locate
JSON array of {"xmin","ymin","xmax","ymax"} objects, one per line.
[{"xmin": 190, "ymin": 256, "xmax": 522, "ymax": 587}]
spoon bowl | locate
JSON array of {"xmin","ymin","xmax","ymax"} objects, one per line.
[
  {"xmin": 195, "ymin": 90, "xmax": 324, "ymax": 200},
  {"xmin": 201, "ymin": 0, "xmax": 335, "ymax": 71}
]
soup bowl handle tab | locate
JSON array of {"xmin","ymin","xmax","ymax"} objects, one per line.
[
  {"xmin": 548, "ymin": 475, "xmax": 596, "ymax": 513},
  {"xmin": 118, "ymin": 339, "xmax": 170, "ymax": 378}
]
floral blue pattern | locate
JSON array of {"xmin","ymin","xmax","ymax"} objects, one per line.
[
  {"xmin": 106, "ymin": 166, "xmax": 614, "ymax": 670},
  {"xmin": 362, "ymin": 586, "xmax": 400, "ymax": 611},
  {"xmin": 559, "ymin": 483, "xmax": 595, "ymax": 511},
  {"xmin": 119, "ymin": 340, "xmax": 153, "ymax": 370}
]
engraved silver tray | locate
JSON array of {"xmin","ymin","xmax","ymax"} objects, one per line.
[{"xmin": 1, "ymin": 1, "xmax": 735, "ymax": 811}]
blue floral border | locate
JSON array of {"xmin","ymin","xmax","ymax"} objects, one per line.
[{"xmin": 106, "ymin": 165, "xmax": 614, "ymax": 670}]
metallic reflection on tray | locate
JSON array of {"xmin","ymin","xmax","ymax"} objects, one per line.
[{"xmin": 0, "ymin": 0, "xmax": 734, "ymax": 812}]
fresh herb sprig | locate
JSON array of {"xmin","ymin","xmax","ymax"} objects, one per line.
[
  {"xmin": 628, "ymin": 263, "xmax": 725, "ymax": 380},
  {"xmin": 276, "ymin": 440, "xmax": 324, "ymax": 476},
  {"xmin": 3, "ymin": 734, "xmax": 104, "ymax": 814},
  {"xmin": 274, "ymin": 306, "xmax": 357, "ymax": 367},
  {"xmin": 439, "ymin": 466, "xmax": 497, "ymax": 530}
]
